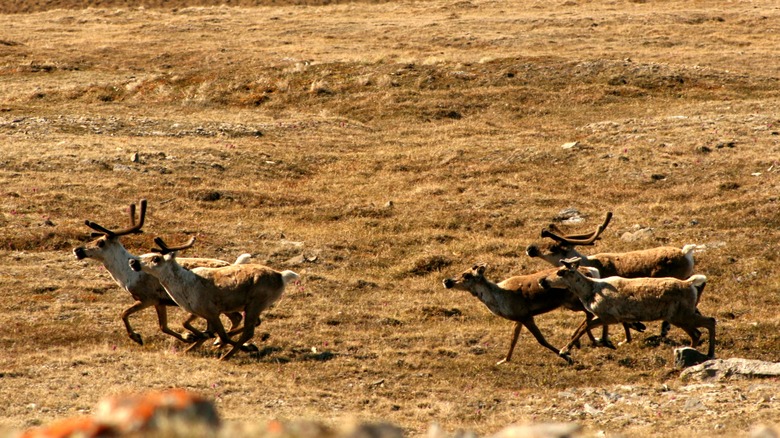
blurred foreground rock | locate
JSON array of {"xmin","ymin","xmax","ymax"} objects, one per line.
[
  {"xmin": 17, "ymin": 389, "xmax": 585, "ymax": 438},
  {"xmin": 489, "ymin": 423, "xmax": 582, "ymax": 438},
  {"xmin": 18, "ymin": 389, "xmax": 219, "ymax": 438},
  {"xmin": 681, "ymin": 358, "xmax": 780, "ymax": 381}
]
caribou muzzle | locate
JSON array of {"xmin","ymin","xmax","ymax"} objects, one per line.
[
  {"xmin": 73, "ymin": 247, "xmax": 87, "ymax": 260},
  {"xmin": 128, "ymin": 258, "xmax": 142, "ymax": 272}
]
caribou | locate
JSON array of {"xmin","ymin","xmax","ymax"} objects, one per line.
[
  {"xmin": 539, "ymin": 258, "xmax": 715, "ymax": 359},
  {"xmin": 526, "ymin": 212, "xmax": 698, "ymax": 341},
  {"xmin": 130, "ymin": 237, "xmax": 300, "ymax": 361},
  {"xmin": 442, "ymin": 263, "xmax": 641, "ymax": 365},
  {"xmin": 73, "ymin": 200, "xmax": 250, "ymax": 345}
]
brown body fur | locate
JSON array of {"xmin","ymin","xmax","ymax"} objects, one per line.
[
  {"xmin": 541, "ymin": 259, "xmax": 716, "ymax": 359},
  {"xmin": 131, "ymin": 253, "xmax": 298, "ymax": 361},
  {"xmin": 527, "ymin": 241, "xmax": 697, "ymax": 339},
  {"xmin": 577, "ymin": 246, "xmax": 695, "ymax": 279},
  {"xmin": 443, "ymin": 264, "xmax": 609, "ymax": 365},
  {"xmin": 73, "ymin": 230, "xmax": 247, "ymax": 345}
]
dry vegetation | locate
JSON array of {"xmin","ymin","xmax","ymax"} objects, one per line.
[{"xmin": 0, "ymin": 0, "xmax": 779, "ymax": 436}]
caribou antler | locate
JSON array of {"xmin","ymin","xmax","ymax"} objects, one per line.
[
  {"xmin": 545, "ymin": 223, "xmax": 602, "ymax": 241},
  {"xmin": 85, "ymin": 199, "xmax": 147, "ymax": 238},
  {"xmin": 129, "ymin": 203, "xmax": 137, "ymax": 227},
  {"xmin": 152, "ymin": 236, "xmax": 196, "ymax": 255},
  {"xmin": 541, "ymin": 212, "xmax": 612, "ymax": 245}
]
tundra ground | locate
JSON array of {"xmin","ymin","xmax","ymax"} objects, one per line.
[{"xmin": 0, "ymin": 1, "xmax": 779, "ymax": 436}]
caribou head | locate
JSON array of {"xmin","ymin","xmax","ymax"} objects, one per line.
[
  {"xmin": 73, "ymin": 200, "xmax": 147, "ymax": 261},
  {"xmin": 525, "ymin": 212, "xmax": 612, "ymax": 266}
]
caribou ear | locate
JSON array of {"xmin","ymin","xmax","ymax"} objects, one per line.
[
  {"xmin": 561, "ymin": 257, "xmax": 581, "ymax": 269},
  {"xmin": 474, "ymin": 264, "xmax": 487, "ymax": 276},
  {"xmin": 538, "ymin": 278, "xmax": 550, "ymax": 290}
]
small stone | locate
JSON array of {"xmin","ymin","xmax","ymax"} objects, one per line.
[
  {"xmin": 130, "ymin": 152, "xmax": 139, "ymax": 162},
  {"xmin": 561, "ymin": 141, "xmax": 579, "ymax": 149},
  {"xmin": 621, "ymin": 227, "xmax": 654, "ymax": 242},
  {"xmin": 583, "ymin": 403, "xmax": 601, "ymax": 416},
  {"xmin": 113, "ymin": 164, "xmax": 133, "ymax": 172},
  {"xmin": 554, "ymin": 207, "xmax": 582, "ymax": 222},
  {"xmin": 683, "ymin": 397, "xmax": 705, "ymax": 411}
]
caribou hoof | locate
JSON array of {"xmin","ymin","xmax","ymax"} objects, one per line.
[
  {"xmin": 598, "ymin": 338, "xmax": 617, "ymax": 350},
  {"xmin": 240, "ymin": 343, "xmax": 259, "ymax": 353},
  {"xmin": 560, "ymin": 352, "xmax": 573, "ymax": 365},
  {"xmin": 129, "ymin": 333, "xmax": 143, "ymax": 345},
  {"xmin": 181, "ymin": 332, "xmax": 198, "ymax": 343}
]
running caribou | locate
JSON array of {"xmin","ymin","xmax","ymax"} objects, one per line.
[
  {"xmin": 73, "ymin": 200, "xmax": 250, "ymax": 345},
  {"xmin": 526, "ymin": 212, "xmax": 698, "ymax": 341},
  {"xmin": 130, "ymin": 237, "xmax": 300, "ymax": 361},
  {"xmin": 539, "ymin": 257, "xmax": 715, "ymax": 359}
]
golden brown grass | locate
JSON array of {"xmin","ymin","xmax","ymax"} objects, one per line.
[{"xmin": 1, "ymin": 0, "xmax": 779, "ymax": 436}]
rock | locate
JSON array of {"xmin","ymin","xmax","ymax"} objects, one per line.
[
  {"xmin": 750, "ymin": 424, "xmax": 780, "ymax": 438},
  {"xmin": 343, "ymin": 422, "xmax": 404, "ymax": 438},
  {"xmin": 113, "ymin": 163, "xmax": 133, "ymax": 172},
  {"xmin": 680, "ymin": 358, "xmax": 780, "ymax": 381},
  {"xmin": 554, "ymin": 208, "xmax": 584, "ymax": 225},
  {"xmin": 491, "ymin": 423, "xmax": 582, "ymax": 438},
  {"xmin": 94, "ymin": 388, "xmax": 220, "ymax": 434},
  {"xmin": 561, "ymin": 141, "xmax": 579, "ymax": 150},
  {"xmin": 620, "ymin": 227, "xmax": 654, "ymax": 242},
  {"xmin": 683, "ymin": 396, "xmax": 705, "ymax": 411},
  {"xmin": 17, "ymin": 416, "xmax": 110, "ymax": 438},
  {"xmin": 280, "ymin": 239, "xmax": 305, "ymax": 248},
  {"xmin": 284, "ymin": 253, "xmax": 318, "ymax": 266},
  {"xmin": 674, "ymin": 347, "xmax": 711, "ymax": 369},
  {"xmin": 583, "ymin": 403, "xmax": 600, "ymax": 416},
  {"xmin": 130, "ymin": 152, "xmax": 139, "ymax": 162},
  {"xmin": 19, "ymin": 389, "xmax": 219, "ymax": 437}
]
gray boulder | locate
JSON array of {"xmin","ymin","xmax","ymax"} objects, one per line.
[{"xmin": 681, "ymin": 358, "xmax": 780, "ymax": 381}]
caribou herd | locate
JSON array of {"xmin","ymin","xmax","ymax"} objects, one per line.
[
  {"xmin": 73, "ymin": 200, "xmax": 299, "ymax": 361},
  {"xmin": 444, "ymin": 212, "xmax": 715, "ymax": 365},
  {"xmin": 73, "ymin": 202, "xmax": 714, "ymax": 364}
]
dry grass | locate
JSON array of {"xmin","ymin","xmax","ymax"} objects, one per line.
[{"xmin": 1, "ymin": 0, "xmax": 779, "ymax": 436}]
